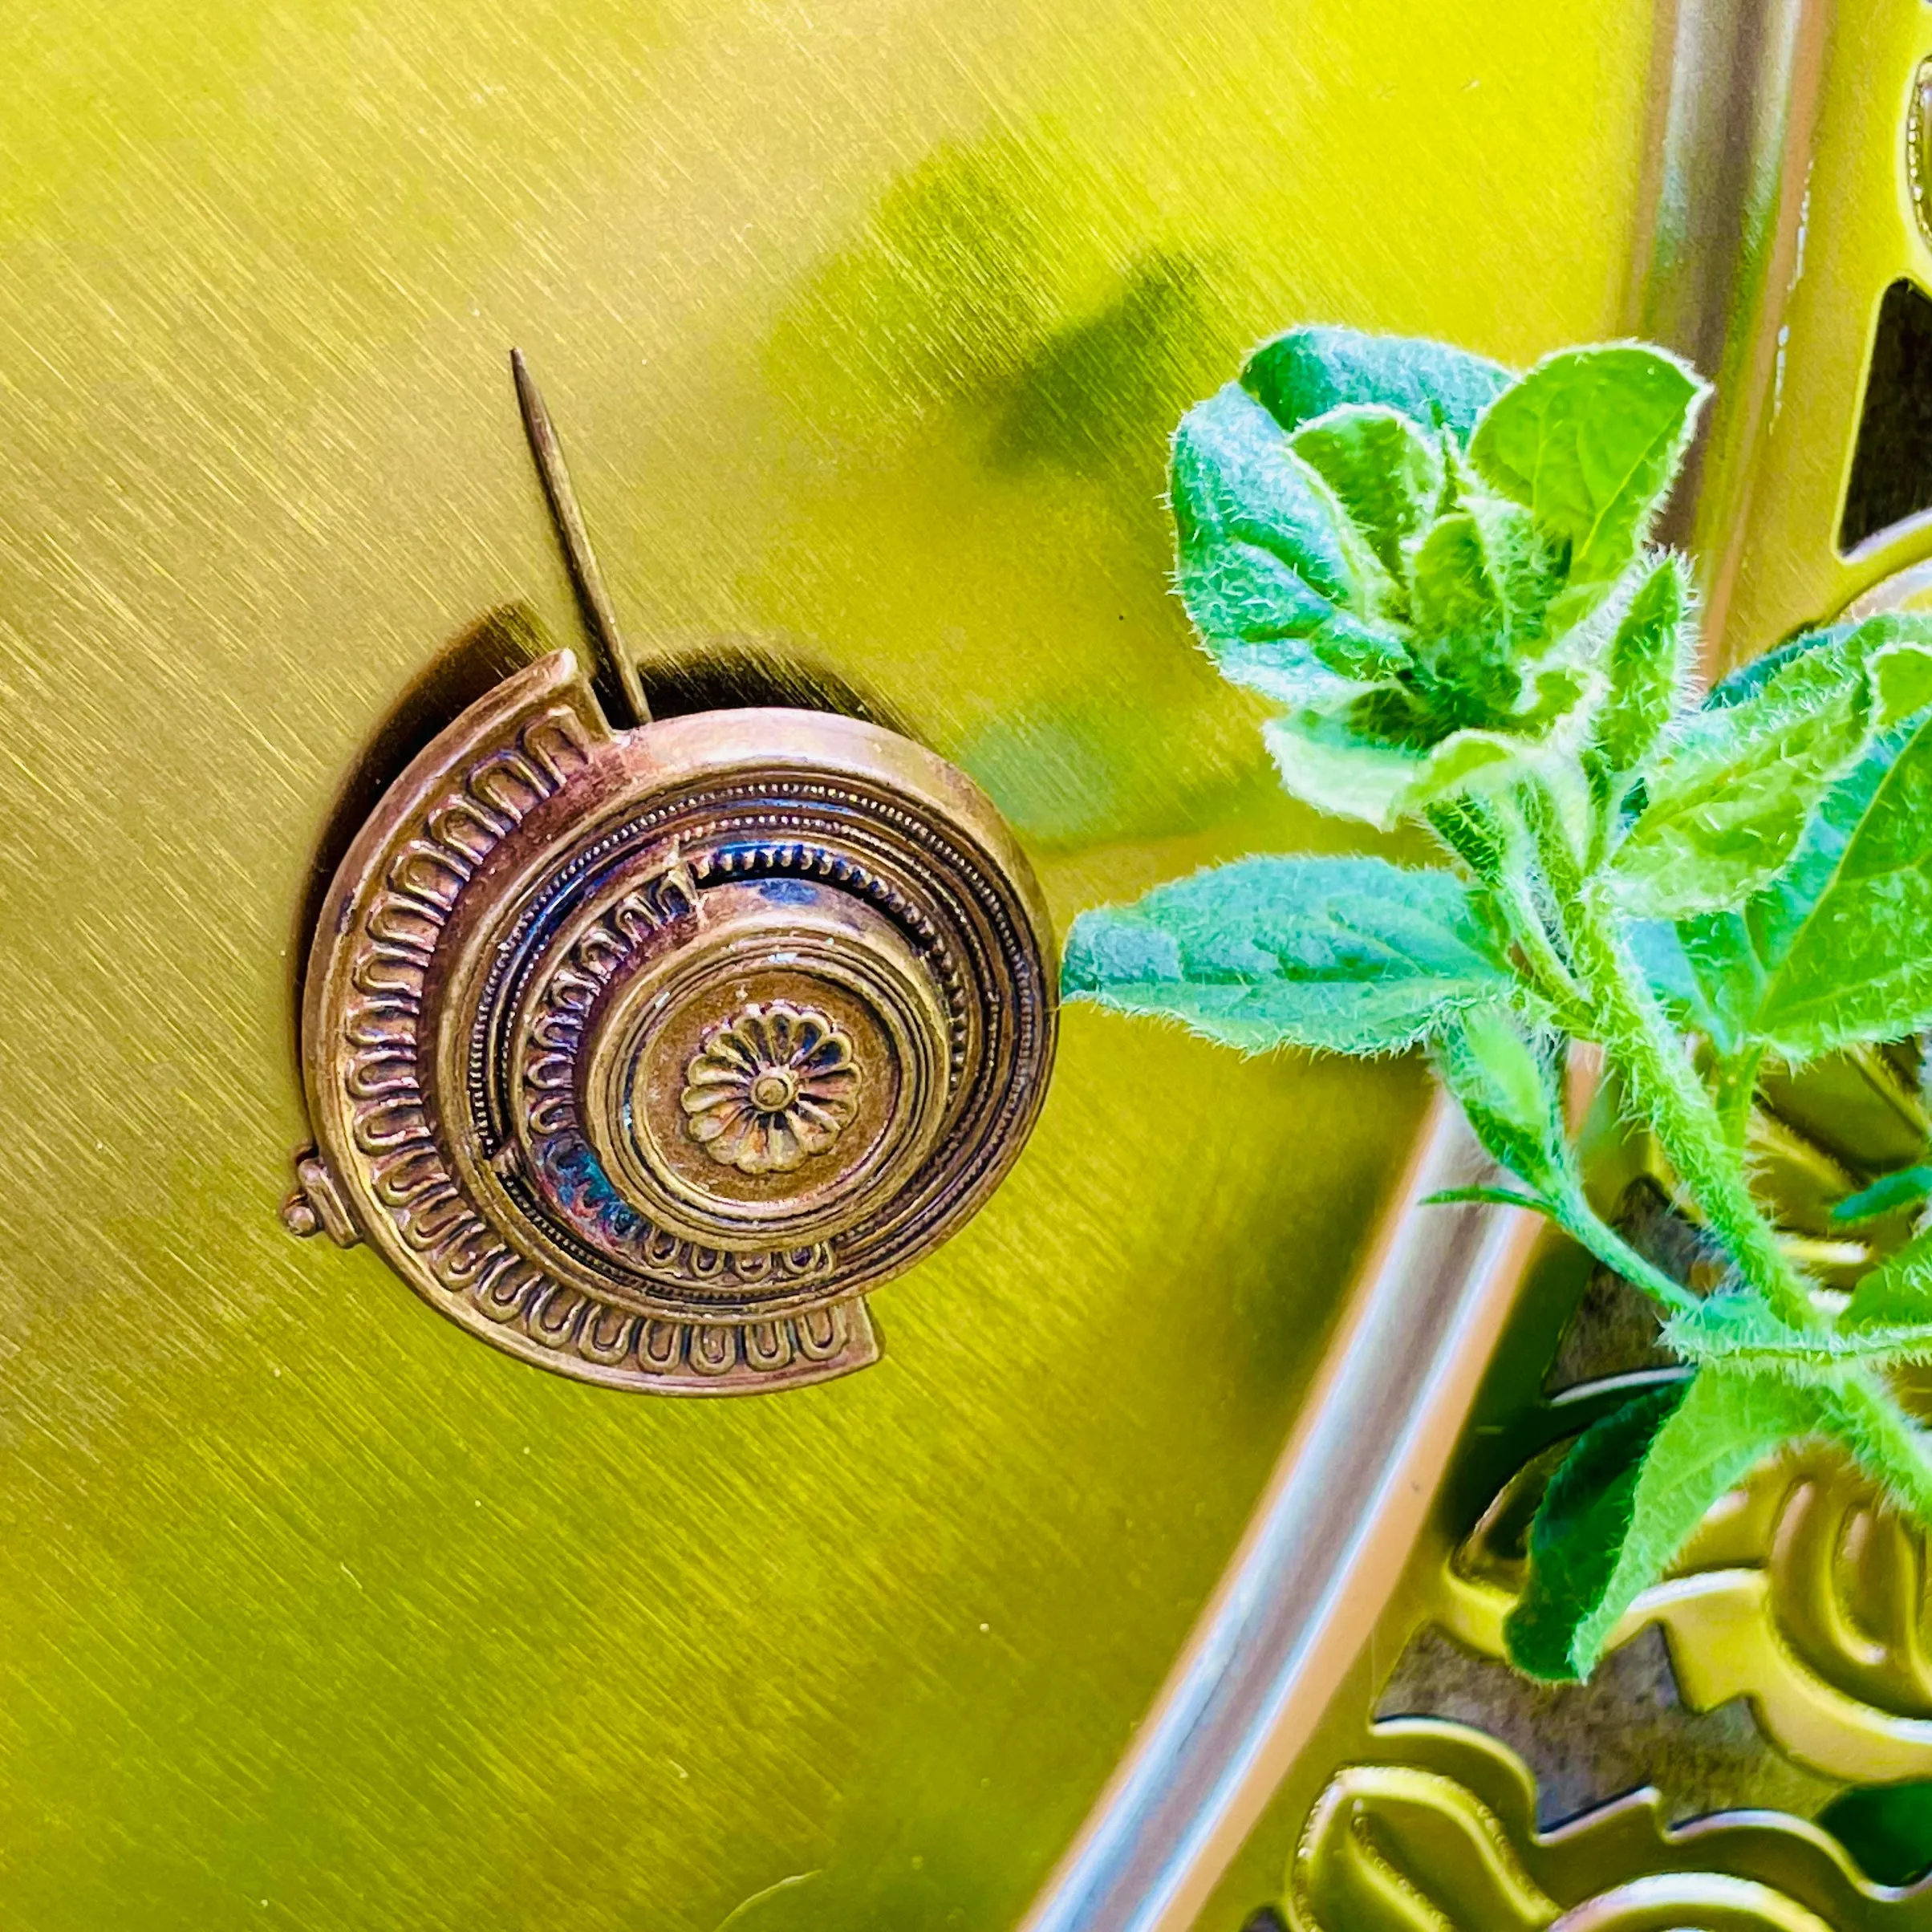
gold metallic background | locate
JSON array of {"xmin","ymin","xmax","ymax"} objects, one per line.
[{"xmin": 0, "ymin": 1, "xmax": 1686, "ymax": 1926}]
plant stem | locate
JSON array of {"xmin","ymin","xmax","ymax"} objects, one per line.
[
  {"xmin": 1433, "ymin": 1182, "xmax": 1700, "ymax": 1314},
  {"xmin": 1835, "ymin": 1373, "xmax": 1932, "ymax": 1521},
  {"xmin": 1484, "ymin": 802, "xmax": 1591, "ymax": 1029},
  {"xmin": 1551, "ymin": 1186, "xmax": 1702, "ymax": 1315},
  {"xmin": 1496, "ymin": 869, "xmax": 1591, "ymax": 1030},
  {"xmin": 1524, "ymin": 789, "xmax": 1818, "ymax": 1331},
  {"xmin": 1713, "ymin": 1046, "xmax": 1766, "ymax": 1156}
]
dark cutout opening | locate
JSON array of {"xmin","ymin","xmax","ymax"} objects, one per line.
[
  {"xmin": 1841, "ymin": 278, "xmax": 1932, "ymax": 554},
  {"xmin": 1819, "ymin": 1780, "xmax": 1932, "ymax": 1886}
]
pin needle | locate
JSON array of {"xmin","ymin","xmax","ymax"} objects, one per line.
[{"xmin": 510, "ymin": 347, "xmax": 651, "ymax": 727}]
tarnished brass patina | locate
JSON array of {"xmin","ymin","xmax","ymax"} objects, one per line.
[{"xmin": 287, "ymin": 635, "xmax": 1056, "ymax": 1394}]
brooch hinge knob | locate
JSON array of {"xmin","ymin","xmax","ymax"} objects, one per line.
[{"xmin": 282, "ymin": 1147, "xmax": 361, "ymax": 1248}]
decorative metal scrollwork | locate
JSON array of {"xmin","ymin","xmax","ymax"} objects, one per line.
[{"xmin": 1287, "ymin": 1722, "xmax": 1907, "ymax": 1931}]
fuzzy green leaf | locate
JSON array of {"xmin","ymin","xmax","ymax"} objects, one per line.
[
  {"xmin": 1627, "ymin": 911, "xmax": 1760, "ymax": 1061},
  {"xmin": 1059, "ymin": 856, "xmax": 1511, "ymax": 1055},
  {"xmin": 1467, "ymin": 345, "xmax": 1706, "ymax": 584},
  {"xmin": 1169, "ymin": 384, "xmax": 1369, "ymax": 692},
  {"xmin": 1241, "ymin": 325, "xmax": 1512, "ymax": 440},
  {"xmin": 1425, "ymin": 796, "xmax": 1511, "ymax": 883},
  {"xmin": 1695, "ymin": 617, "xmax": 1932, "ymax": 723},
  {"xmin": 1593, "ymin": 554, "xmax": 1689, "ymax": 773},
  {"xmin": 1702, "ymin": 628, "xmax": 1832, "ymax": 709},
  {"xmin": 1832, "ymin": 1167, "xmax": 1932, "ymax": 1226},
  {"xmin": 1465, "ymin": 493, "xmax": 1571, "ymax": 642},
  {"xmin": 1613, "ymin": 616, "xmax": 1932, "ymax": 923},
  {"xmin": 1171, "ymin": 383, "xmax": 1357, "ymax": 604},
  {"xmin": 1505, "ymin": 1382, "xmax": 1686, "ymax": 1681},
  {"xmin": 1260, "ymin": 707, "xmax": 1532, "ymax": 830},
  {"xmin": 1813, "ymin": 1372, "xmax": 1932, "ymax": 1527},
  {"xmin": 1818, "ymin": 1784, "xmax": 1932, "ymax": 1888},
  {"xmin": 1609, "ymin": 637, "xmax": 1872, "ymax": 919},
  {"xmin": 1422, "ymin": 1184, "xmax": 1550, "ymax": 1211},
  {"xmin": 1635, "ymin": 703, "xmax": 1932, "ymax": 1059},
  {"xmin": 1167, "ymin": 384, "xmax": 1419, "ymax": 696},
  {"xmin": 1740, "ymin": 708, "xmax": 1932, "ymax": 1057},
  {"xmin": 1289, "ymin": 404, "xmax": 1443, "ymax": 580},
  {"xmin": 1507, "ymin": 1369, "xmax": 1810, "ymax": 1680},
  {"xmin": 1404, "ymin": 497, "xmax": 1565, "ymax": 714},
  {"xmin": 1845, "ymin": 1226, "xmax": 1932, "ymax": 1329},
  {"xmin": 1431, "ymin": 1005, "xmax": 1566, "ymax": 1192},
  {"xmin": 1407, "ymin": 513, "xmax": 1511, "ymax": 677}
]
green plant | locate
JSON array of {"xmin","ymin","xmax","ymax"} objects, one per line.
[{"xmin": 1064, "ymin": 325, "xmax": 1932, "ymax": 1682}]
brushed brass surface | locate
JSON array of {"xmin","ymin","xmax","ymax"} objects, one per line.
[
  {"xmin": 1020, "ymin": 1104, "xmax": 1548, "ymax": 1932},
  {"xmin": 0, "ymin": 0, "xmax": 1659, "ymax": 1926}
]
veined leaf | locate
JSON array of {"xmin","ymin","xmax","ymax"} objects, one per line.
[
  {"xmin": 1742, "ymin": 708, "xmax": 1932, "ymax": 1057},
  {"xmin": 1241, "ymin": 324, "xmax": 1512, "ymax": 440},
  {"xmin": 1468, "ymin": 345, "xmax": 1706, "ymax": 584},
  {"xmin": 1701, "ymin": 627, "xmax": 1842, "ymax": 711},
  {"xmin": 1609, "ymin": 637, "xmax": 1872, "ymax": 919},
  {"xmin": 1406, "ymin": 510, "xmax": 1515, "ymax": 710},
  {"xmin": 1423, "ymin": 1184, "xmax": 1550, "ymax": 1212},
  {"xmin": 1261, "ymin": 706, "xmax": 1538, "ymax": 831},
  {"xmin": 1463, "ymin": 493, "xmax": 1569, "ymax": 643},
  {"xmin": 1171, "ymin": 383, "xmax": 1358, "ymax": 604},
  {"xmin": 1869, "ymin": 617, "xmax": 1932, "ymax": 725},
  {"xmin": 1507, "ymin": 1369, "xmax": 1812, "ymax": 1680},
  {"xmin": 1845, "ymin": 1225, "xmax": 1932, "ymax": 1329},
  {"xmin": 1425, "ymin": 794, "xmax": 1511, "ymax": 882},
  {"xmin": 1613, "ymin": 615, "xmax": 1932, "ymax": 923},
  {"xmin": 1697, "ymin": 614, "xmax": 1932, "ymax": 719},
  {"xmin": 1636, "ymin": 704, "xmax": 1932, "ymax": 1060},
  {"xmin": 1170, "ymin": 548, "xmax": 1390, "ymax": 708},
  {"xmin": 1505, "ymin": 1382, "xmax": 1686, "ymax": 1682},
  {"xmin": 1404, "ymin": 495, "xmax": 1566, "ymax": 716},
  {"xmin": 1169, "ymin": 384, "xmax": 1377, "ymax": 680},
  {"xmin": 1626, "ymin": 911, "xmax": 1761, "ymax": 1061},
  {"xmin": 1289, "ymin": 404, "xmax": 1443, "ymax": 581},
  {"xmin": 1431, "ymin": 1005, "xmax": 1566, "ymax": 1193},
  {"xmin": 1059, "ymin": 855, "xmax": 1511, "ymax": 1055},
  {"xmin": 1593, "ymin": 554, "xmax": 1689, "ymax": 774}
]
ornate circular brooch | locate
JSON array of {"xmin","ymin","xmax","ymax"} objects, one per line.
[{"xmin": 283, "ymin": 359, "xmax": 1057, "ymax": 1395}]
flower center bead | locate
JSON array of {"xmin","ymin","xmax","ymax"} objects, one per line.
[{"xmin": 750, "ymin": 1070, "xmax": 797, "ymax": 1113}]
